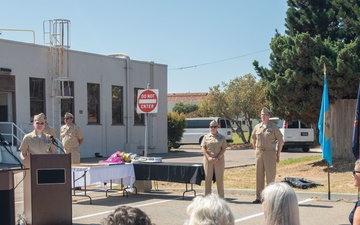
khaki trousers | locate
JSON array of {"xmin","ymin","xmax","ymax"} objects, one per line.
[
  {"xmin": 255, "ymin": 149, "xmax": 276, "ymax": 200},
  {"xmin": 64, "ymin": 147, "xmax": 80, "ymax": 164},
  {"xmin": 203, "ymin": 156, "xmax": 225, "ymax": 197}
]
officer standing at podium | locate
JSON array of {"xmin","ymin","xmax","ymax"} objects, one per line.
[{"xmin": 19, "ymin": 113, "xmax": 57, "ymax": 160}]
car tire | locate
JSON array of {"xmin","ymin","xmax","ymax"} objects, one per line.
[{"xmin": 302, "ymin": 147, "xmax": 310, "ymax": 152}]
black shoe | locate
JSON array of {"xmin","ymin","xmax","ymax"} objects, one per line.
[{"xmin": 252, "ymin": 199, "xmax": 261, "ymax": 204}]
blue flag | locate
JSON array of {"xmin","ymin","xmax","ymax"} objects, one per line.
[
  {"xmin": 352, "ymin": 83, "xmax": 360, "ymax": 159},
  {"xmin": 318, "ymin": 66, "xmax": 332, "ymax": 166}
]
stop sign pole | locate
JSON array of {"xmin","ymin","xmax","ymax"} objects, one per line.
[{"xmin": 137, "ymin": 85, "xmax": 158, "ymax": 157}]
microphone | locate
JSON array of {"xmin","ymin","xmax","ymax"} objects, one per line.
[
  {"xmin": 0, "ymin": 133, "xmax": 9, "ymax": 145},
  {"xmin": 0, "ymin": 133, "xmax": 23, "ymax": 169},
  {"xmin": 50, "ymin": 136, "xmax": 58, "ymax": 145},
  {"xmin": 50, "ymin": 136, "xmax": 65, "ymax": 154}
]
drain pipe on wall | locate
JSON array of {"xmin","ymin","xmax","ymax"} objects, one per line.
[{"xmin": 108, "ymin": 53, "xmax": 131, "ymax": 145}]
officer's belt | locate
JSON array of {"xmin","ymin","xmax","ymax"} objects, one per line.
[{"xmin": 256, "ymin": 148, "xmax": 274, "ymax": 151}]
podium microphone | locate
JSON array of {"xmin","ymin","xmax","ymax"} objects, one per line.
[
  {"xmin": 0, "ymin": 133, "xmax": 24, "ymax": 169},
  {"xmin": 50, "ymin": 136, "xmax": 65, "ymax": 154},
  {"xmin": 50, "ymin": 136, "xmax": 58, "ymax": 145},
  {"xmin": 0, "ymin": 133, "xmax": 9, "ymax": 146}
]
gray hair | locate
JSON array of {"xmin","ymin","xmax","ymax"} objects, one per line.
[
  {"xmin": 184, "ymin": 193, "xmax": 234, "ymax": 225},
  {"xmin": 261, "ymin": 182, "xmax": 300, "ymax": 225},
  {"xmin": 355, "ymin": 159, "xmax": 360, "ymax": 168}
]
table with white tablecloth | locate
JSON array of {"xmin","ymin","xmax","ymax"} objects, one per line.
[{"xmin": 71, "ymin": 163, "xmax": 135, "ymax": 204}]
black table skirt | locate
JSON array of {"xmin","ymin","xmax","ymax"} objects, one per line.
[{"xmin": 133, "ymin": 162, "xmax": 205, "ymax": 185}]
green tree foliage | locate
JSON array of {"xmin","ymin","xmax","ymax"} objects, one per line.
[
  {"xmin": 253, "ymin": 0, "xmax": 360, "ymax": 125},
  {"xmin": 167, "ymin": 112, "xmax": 186, "ymax": 151},
  {"xmin": 172, "ymin": 102, "xmax": 199, "ymax": 115},
  {"xmin": 198, "ymin": 74, "xmax": 267, "ymax": 143}
]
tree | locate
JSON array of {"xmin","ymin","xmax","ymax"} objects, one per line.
[
  {"xmin": 253, "ymin": 0, "xmax": 360, "ymax": 126},
  {"xmin": 198, "ymin": 74, "xmax": 267, "ymax": 143},
  {"xmin": 172, "ymin": 102, "xmax": 198, "ymax": 115},
  {"xmin": 167, "ymin": 112, "xmax": 186, "ymax": 151}
]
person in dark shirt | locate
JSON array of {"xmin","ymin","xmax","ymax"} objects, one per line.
[{"xmin": 349, "ymin": 159, "xmax": 360, "ymax": 224}]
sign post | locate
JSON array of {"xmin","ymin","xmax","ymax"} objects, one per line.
[{"xmin": 137, "ymin": 87, "xmax": 158, "ymax": 157}]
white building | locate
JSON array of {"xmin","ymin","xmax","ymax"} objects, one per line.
[{"xmin": 0, "ymin": 35, "xmax": 168, "ymax": 163}]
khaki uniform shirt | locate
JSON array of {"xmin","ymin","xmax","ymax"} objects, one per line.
[
  {"xmin": 19, "ymin": 130, "xmax": 56, "ymax": 157},
  {"xmin": 43, "ymin": 124, "xmax": 56, "ymax": 138},
  {"xmin": 201, "ymin": 132, "xmax": 227, "ymax": 157},
  {"xmin": 60, "ymin": 124, "xmax": 83, "ymax": 148},
  {"xmin": 251, "ymin": 122, "xmax": 283, "ymax": 149}
]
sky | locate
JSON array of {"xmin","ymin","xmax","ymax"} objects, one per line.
[{"xmin": 1, "ymin": 1, "xmax": 288, "ymax": 93}]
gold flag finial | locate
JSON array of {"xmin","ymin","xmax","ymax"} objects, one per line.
[{"xmin": 324, "ymin": 63, "xmax": 327, "ymax": 76}]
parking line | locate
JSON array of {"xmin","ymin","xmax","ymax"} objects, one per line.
[
  {"xmin": 73, "ymin": 195, "xmax": 183, "ymax": 221},
  {"xmin": 235, "ymin": 198, "xmax": 314, "ymax": 223}
]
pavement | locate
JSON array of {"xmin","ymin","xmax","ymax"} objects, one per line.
[{"xmin": 5, "ymin": 146, "xmax": 358, "ymax": 224}]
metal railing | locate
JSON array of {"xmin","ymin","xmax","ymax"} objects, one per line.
[{"xmin": 0, "ymin": 122, "xmax": 26, "ymax": 147}]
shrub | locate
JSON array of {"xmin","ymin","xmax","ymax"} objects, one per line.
[{"xmin": 167, "ymin": 112, "xmax": 186, "ymax": 151}]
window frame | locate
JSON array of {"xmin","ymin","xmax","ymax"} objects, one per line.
[
  {"xmin": 29, "ymin": 77, "xmax": 45, "ymax": 120},
  {"xmin": 87, "ymin": 83, "xmax": 100, "ymax": 124},
  {"xmin": 111, "ymin": 85, "xmax": 124, "ymax": 125}
]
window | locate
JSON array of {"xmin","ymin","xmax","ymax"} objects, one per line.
[
  {"xmin": 287, "ymin": 121, "xmax": 299, "ymax": 128},
  {"xmin": 29, "ymin": 78, "xmax": 45, "ymax": 120},
  {"xmin": 186, "ymin": 120, "xmax": 212, "ymax": 128},
  {"xmin": 112, "ymin": 86, "xmax": 124, "ymax": 124},
  {"xmin": 61, "ymin": 81, "xmax": 74, "ymax": 123},
  {"xmin": 87, "ymin": 83, "xmax": 100, "ymax": 124},
  {"xmin": 134, "ymin": 88, "xmax": 144, "ymax": 125}
]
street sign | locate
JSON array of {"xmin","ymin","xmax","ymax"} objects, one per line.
[{"xmin": 137, "ymin": 89, "xmax": 159, "ymax": 113}]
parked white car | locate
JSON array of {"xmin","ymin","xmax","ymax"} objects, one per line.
[
  {"xmin": 177, "ymin": 117, "xmax": 233, "ymax": 146},
  {"xmin": 269, "ymin": 117, "xmax": 314, "ymax": 152}
]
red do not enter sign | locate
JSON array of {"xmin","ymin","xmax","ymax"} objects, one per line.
[{"xmin": 137, "ymin": 89, "xmax": 159, "ymax": 113}]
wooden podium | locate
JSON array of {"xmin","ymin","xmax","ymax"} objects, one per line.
[
  {"xmin": 0, "ymin": 168, "xmax": 25, "ymax": 225},
  {"xmin": 23, "ymin": 154, "xmax": 72, "ymax": 225}
]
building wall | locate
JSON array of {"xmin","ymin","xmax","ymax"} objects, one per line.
[{"xmin": 0, "ymin": 39, "xmax": 168, "ymax": 158}]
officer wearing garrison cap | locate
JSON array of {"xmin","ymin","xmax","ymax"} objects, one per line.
[
  {"xmin": 60, "ymin": 112, "xmax": 84, "ymax": 164},
  {"xmin": 38, "ymin": 113, "xmax": 56, "ymax": 138},
  {"xmin": 201, "ymin": 120, "xmax": 228, "ymax": 198},
  {"xmin": 19, "ymin": 113, "xmax": 57, "ymax": 160},
  {"xmin": 251, "ymin": 107, "xmax": 283, "ymax": 203}
]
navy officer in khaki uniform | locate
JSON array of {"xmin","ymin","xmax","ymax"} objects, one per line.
[
  {"xmin": 39, "ymin": 112, "xmax": 56, "ymax": 138},
  {"xmin": 251, "ymin": 107, "xmax": 283, "ymax": 203},
  {"xmin": 201, "ymin": 120, "xmax": 228, "ymax": 198},
  {"xmin": 60, "ymin": 112, "xmax": 84, "ymax": 164},
  {"xmin": 19, "ymin": 113, "xmax": 57, "ymax": 160}
]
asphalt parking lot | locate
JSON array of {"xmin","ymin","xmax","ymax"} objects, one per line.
[{"xmin": 10, "ymin": 146, "xmax": 358, "ymax": 224}]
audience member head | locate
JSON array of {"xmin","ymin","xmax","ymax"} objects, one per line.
[
  {"xmin": 100, "ymin": 206, "xmax": 154, "ymax": 225},
  {"xmin": 261, "ymin": 182, "xmax": 300, "ymax": 225},
  {"xmin": 184, "ymin": 193, "xmax": 234, "ymax": 225},
  {"xmin": 352, "ymin": 159, "xmax": 360, "ymax": 188}
]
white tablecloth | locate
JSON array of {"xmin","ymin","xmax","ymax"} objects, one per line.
[{"xmin": 72, "ymin": 163, "xmax": 135, "ymax": 188}]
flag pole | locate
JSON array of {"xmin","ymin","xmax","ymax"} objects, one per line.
[
  {"xmin": 325, "ymin": 63, "xmax": 330, "ymax": 200},
  {"xmin": 319, "ymin": 63, "xmax": 332, "ymax": 200},
  {"xmin": 327, "ymin": 162, "xmax": 330, "ymax": 200}
]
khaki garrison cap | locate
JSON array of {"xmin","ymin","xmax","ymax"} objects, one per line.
[
  {"xmin": 64, "ymin": 112, "xmax": 74, "ymax": 118},
  {"xmin": 209, "ymin": 120, "xmax": 218, "ymax": 127},
  {"xmin": 261, "ymin": 107, "xmax": 271, "ymax": 115},
  {"xmin": 34, "ymin": 113, "xmax": 46, "ymax": 121}
]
